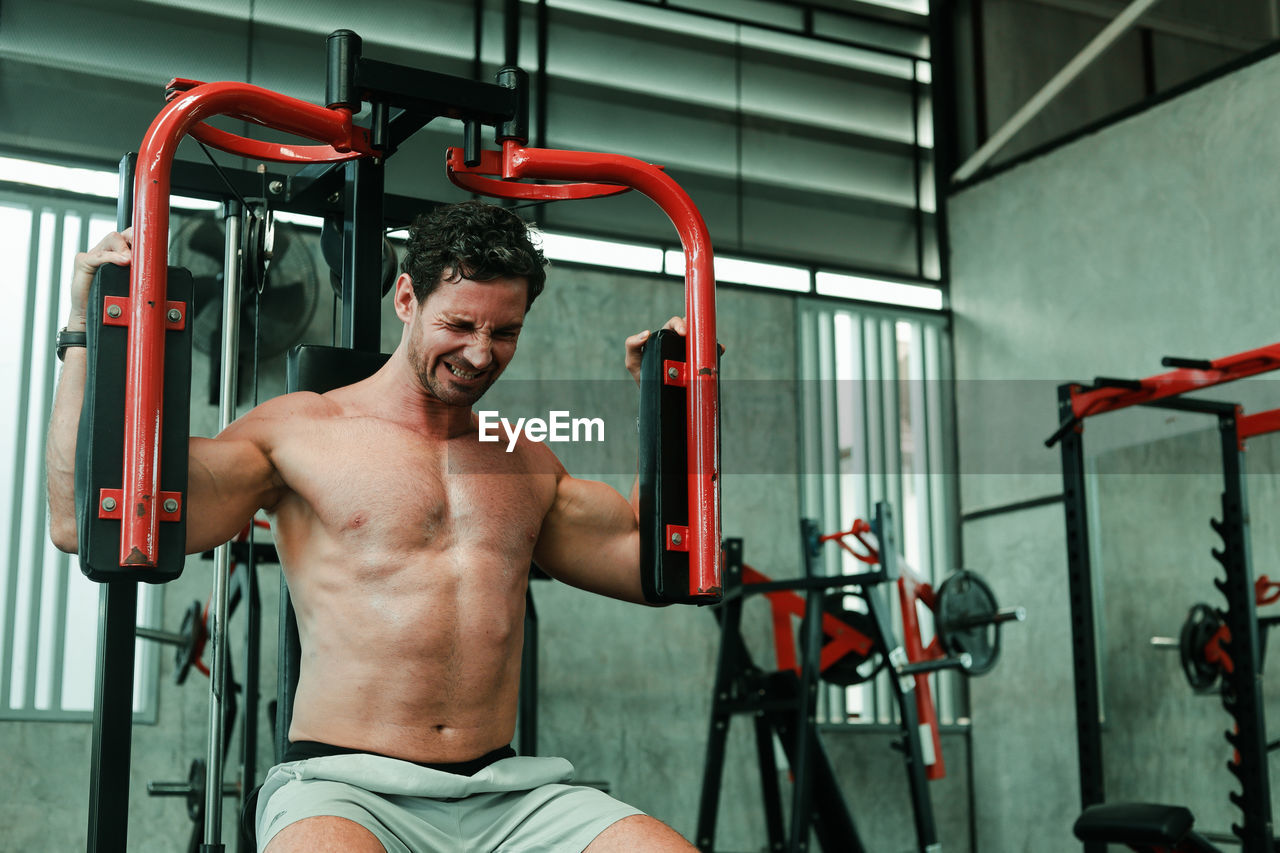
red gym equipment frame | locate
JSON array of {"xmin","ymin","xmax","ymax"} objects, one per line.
[
  {"xmin": 1049, "ymin": 341, "xmax": 1280, "ymax": 852},
  {"xmin": 446, "ymin": 138, "xmax": 721, "ymax": 597},
  {"xmin": 84, "ymin": 32, "xmax": 723, "ymax": 853},
  {"xmin": 114, "ymin": 81, "xmax": 721, "ymax": 597}
]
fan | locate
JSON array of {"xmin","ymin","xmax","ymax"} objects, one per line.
[{"xmin": 170, "ymin": 211, "xmax": 320, "ymax": 404}]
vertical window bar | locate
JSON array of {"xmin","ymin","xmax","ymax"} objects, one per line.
[
  {"xmin": 816, "ymin": 311, "xmax": 843, "ymax": 723},
  {"xmin": 927, "ymin": 321, "xmax": 962, "ymax": 721},
  {"xmin": 47, "ymin": 552, "xmax": 70, "ymax": 712},
  {"xmin": 904, "ymin": 319, "xmax": 943, "ymax": 720},
  {"xmin": 862, "ymin": 315, "xmax": 893, "ymax": 724},
  {"xmin": 798, "ymin": 307, "xmax": 824, "ymax": 527},
  {"xmin": 18, "ymin": 209, "xmax": 62, "ymax": 710},
  {"xmin": 46, "ymin": 210, "xmax": 94, "ymax": 713},
  {"xmin": 882, "ymin": 317, "xmax": 905, "ymax": 726},
  {"xmin": 1, "ymin": 210, "xmax": 40, "ymax": 711},
  {"xmin": 825, "ymin": 311, "xmax": 847, "ymax": 723},
  {"xmin": 837, "ymin": 310, "xmax": 870, "ymax": 722},
  {"xmin": 911, "ymin": 62, "xmax": 925, "ymax": 279},
  {"xmin": 882, "ymin": 319, "xmax": 903, "ymax": 548},
  {"xmin": 909, "ymin": 320, "xmax": 941, "ymax": 721},
  {"xmin": 33, "ymin": 212, "xmax": 79, "ymax": 710},
  {"xmin": 797, "ymin": 305, "xmax": 827, "ymax": 719}
]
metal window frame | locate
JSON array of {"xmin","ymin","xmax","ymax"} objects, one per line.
[
  {"xmin": 797, "ymin": 297, "xmax": 960, "ymax": 729},
  {"xmin": 0, "ymin": 188, "xmax": 161, "ymax": 724}
]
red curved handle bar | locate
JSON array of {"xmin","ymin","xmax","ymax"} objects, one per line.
[
  {"xmin": 448, "ymin": 140, "xmax": 722, "ymax": 597},
  {"xmin": 447, "ymin": 147, "xmax": 631, "ymax": 201},
  {"xmin": 121, "ymin": 80, "xmax": 373, "ymax": 568},
  {"xmin": 819, "ymin": 519, "xmax": 879, "ymax": 564}
]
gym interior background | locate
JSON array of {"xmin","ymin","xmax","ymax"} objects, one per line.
[{"xmin": 2, "ymin": 0, "xmax": 1279, "ymax": 850}]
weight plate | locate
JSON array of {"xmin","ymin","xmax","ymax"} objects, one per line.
[
  {"xmin": 936, "ymin": 570, "xmax": 1001, "ymax": 675},
  {"xmin": 174, "ymin": 600, "xmax": 204, "ymax": 686},
  {"xmin": 186, "ymin": 757, "xmax": 205, "ymax": 823},
  {"xmin": 821, "ymin": 595, "xmax": 886, "ymax": 686},
  {"xmin": 1179, "ymin": 602, "xmax": 1223, "ymax": 693}
]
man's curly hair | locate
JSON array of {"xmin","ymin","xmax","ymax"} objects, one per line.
[{"xmin": 402, "ymin": 201, "xmax": 547, "ymax": 310}]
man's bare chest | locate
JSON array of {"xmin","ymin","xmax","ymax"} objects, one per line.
[{"xmin": 270, "ymin": 418, "xmax": 555, "ymax": 554}]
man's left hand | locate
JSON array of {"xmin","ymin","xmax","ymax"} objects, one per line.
[{"xmin": 625, "ymin": 316, "xmax": 687, "ymax": 385}]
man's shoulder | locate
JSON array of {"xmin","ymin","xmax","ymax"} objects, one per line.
[{"xmin": 237, "ymin": 390, "xmax": 344, "ymax": 431}]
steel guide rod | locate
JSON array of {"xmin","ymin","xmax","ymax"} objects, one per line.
[{"xmin": 202, "ymin": 204, "xmax": 242, "ymax": 850}]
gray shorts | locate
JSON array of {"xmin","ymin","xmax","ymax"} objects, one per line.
[{"xmin": 255, "ymin": 752, "xmax": 643, "ymax": 852}]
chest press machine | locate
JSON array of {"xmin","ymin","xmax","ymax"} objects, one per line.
[{"xmin": 75, "ymin": 30, "xmax": 721, "ymax": 853}]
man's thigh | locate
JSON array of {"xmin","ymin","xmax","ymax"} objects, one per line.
[
  {"xmin": 584, "ymin": 814, "xmax": 698, "ymax": 852},
  {"xmin": 264, "ymin": 815, "xmax": 386, "ymax": 853}
]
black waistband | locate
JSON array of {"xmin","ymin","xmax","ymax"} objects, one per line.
[{"xmin": 284, "ymin": 740, "xmax": 517, "ymax": 776}]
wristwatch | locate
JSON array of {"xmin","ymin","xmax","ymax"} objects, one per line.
[{"xmin": 55, "ymin": 328, "xmax": 87, "ymax": 361}]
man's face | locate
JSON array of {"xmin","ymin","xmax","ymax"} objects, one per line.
[{"xmin": 405, "ymin": 274, "xmax": 528, "ymax": 407}]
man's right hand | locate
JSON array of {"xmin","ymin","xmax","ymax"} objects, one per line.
[{"xmin": 67, "ymin": 228, "xmax": 132, "ymax": 331}]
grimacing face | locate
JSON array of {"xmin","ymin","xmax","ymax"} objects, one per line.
[{"xmin": 405, "ymin": 274, "xmax": 529, "ymax": 407}]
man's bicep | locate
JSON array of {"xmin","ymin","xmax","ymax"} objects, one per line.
[
  {"xmin": 185, "ymin": 434, "xmax": 280, "ymax": 554},
  {"xmin": 533, "ymin": 475, "xmax": 645, "ymax": 604}
]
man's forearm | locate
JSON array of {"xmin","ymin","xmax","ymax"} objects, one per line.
[{"xmin": 45, "ymin": 314, "xmax": 88, "ymax": 553}]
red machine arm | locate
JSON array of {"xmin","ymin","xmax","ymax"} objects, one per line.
[
  {"xmin": 448, "ymin": 139, "xmax": 722, "ymax": 597},
  {"xmin": 120, "ymin": 81, "xmax": 372, "ymax": 567}
]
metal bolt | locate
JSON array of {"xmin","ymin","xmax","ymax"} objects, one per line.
[
  {"xmin": 163, "ymin": 498, "xmax": 178, "ymax": 513},
  {"xmin": 268, "ymin": 180, "xmax": 284, "ymax": 195},
  {"xmin": 107, "ymin": 304, "xmax": 122, "ymax": 319},
  {"xmin": 167, "ymin": 308, "xmax": 182, "ymax": 323},
  {"xmin": 667, "ymin": 366, "xmax": 678, "ymax": 379},
  {"xmin": 102, "ymin": 497, "xmax": 116, "ymax": 512},
  {"xmin": 671, "ymin": 532, "xmax": 683, "ymax": 545},
  {"xmin": 327, "ymin": 191, "xmax": 341, "ymax": 204}
]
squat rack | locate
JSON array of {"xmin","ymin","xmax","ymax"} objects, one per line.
[
  {"xmin": 1047, "ymin": 342, "xmax": 1280, "ymax": 852},
  {"xmin": 79, "ymin": 29, "xmax": 723, "ymax": 852}
]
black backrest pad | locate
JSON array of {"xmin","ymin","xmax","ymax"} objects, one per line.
[
  {"xmin": 286, "ymin": 343, "xmax": 390, "ymax": 394},
  {"xmin": 276, "ymin": 344, "xmax": 390, "ymax": 761},
  {"xmin": 638, "ymin": 329, "xmax": 694, "ymax": 604},
  {"xmin": 76, "ymin": 263, "xmax": 193, "ymax": 583}
]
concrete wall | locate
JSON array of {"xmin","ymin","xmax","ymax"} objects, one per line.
[
  {"xmin": 962, "ymin": 0, "xmax": 1265, "ymax": 170},
  {"xmin": 950, "ymin": 48, "xmax": 1280, "ymax": 851}
]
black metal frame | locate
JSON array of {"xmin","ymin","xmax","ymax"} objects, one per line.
[
  {"xmin": 696, "ymin": 504, "xmax": 942, "ymax": 853},
  {"xmin": 1058, "ymin": 388, "xmax": 1275, "ymax": 851}
]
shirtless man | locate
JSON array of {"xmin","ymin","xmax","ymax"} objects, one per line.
[{"xmin": 46, "ymin": 201, "xmax": 697, "ymax": 852}]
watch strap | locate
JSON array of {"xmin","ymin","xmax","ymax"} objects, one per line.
[{"xmin": 56, "ymin": 328, "xmax": 87, "ymax": 361}]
